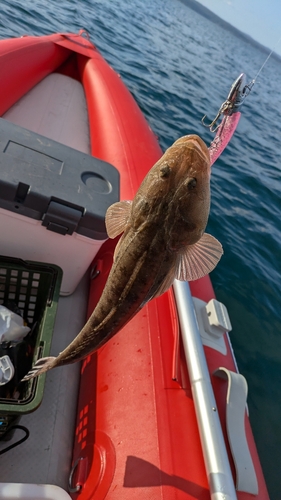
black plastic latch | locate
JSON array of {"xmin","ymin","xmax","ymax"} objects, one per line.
[{"xmin": 42, "ymin": 200, "xmax": 83, "ymax": 235}]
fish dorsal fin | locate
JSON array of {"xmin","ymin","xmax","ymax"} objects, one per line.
[
  {"xmin": 176, "ymin": 233, "xmax": 223, "ymax": 281},
  {"xmin": 105, "ymin": 200, "xmax": 132, "ymax": 239}
]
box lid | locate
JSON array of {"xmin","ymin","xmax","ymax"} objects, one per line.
[{"xmin": 0, "ymin": 118, "xmax": 120, "ymax": 240}]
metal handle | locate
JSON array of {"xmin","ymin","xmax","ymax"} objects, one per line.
[
  {"xmin": 68, "ymin": 457, "xmax": 84, "ymax": 493},
  {"xmin": 173, "ymin": 280, "xmax": 238, "ymax": 500}
]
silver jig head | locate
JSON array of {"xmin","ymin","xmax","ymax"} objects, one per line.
[{"xmin": 202, "ymin": 73, "xmax": 253, "ymax": 132}]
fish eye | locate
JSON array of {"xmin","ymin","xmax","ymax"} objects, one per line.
[{"xmin": 187, "ymin": 178, "xmax": 197, "ymax": 189}]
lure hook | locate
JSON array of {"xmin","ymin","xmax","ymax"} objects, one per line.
[
  {"xmin": 202, "ymin": 73, "xmax": 253, "ymax": 133},
  {"xmin": 202, "ymin": 100, "xmax": 230, "ymax": 132}
]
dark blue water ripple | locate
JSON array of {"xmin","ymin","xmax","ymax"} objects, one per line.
[{"xmin": 0, "ymin": 0, "xmax": 280, "ymax": 497}]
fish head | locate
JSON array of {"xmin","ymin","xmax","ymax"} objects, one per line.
[
  {"xmin": 135, "ymin": 134, "xmax": 210, "ymax": 250},
  {"xmin": 129, "ymin": 134, "xmax": 211, "ymax": 250},
  {"xmin": 165, "ymin": 134, "xmax": 211, "ymax": 248},
  {"xmin": 105, "ymin": 133, "xmax": 222, "ymax": 287}
]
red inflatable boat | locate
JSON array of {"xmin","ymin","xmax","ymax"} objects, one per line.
[{"xmin": 0, "ymin": 32, "xmax": 269, "ymax": 500}]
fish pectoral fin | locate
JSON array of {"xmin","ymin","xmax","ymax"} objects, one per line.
[
  {"xmin": 150, "ymin": 234, "xmax": 223, "ymax": 298},
  {"xmin": 176, "ymin": 233, "xmax": 223, "ymax": 281},
  {"xmin": 105, "ymin": 200, "xmax": 132, "ymax": 238}
]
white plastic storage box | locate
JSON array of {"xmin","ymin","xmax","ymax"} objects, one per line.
[
  {"xmin": 0, "ymin": 483, "xmax": 71, "ymax": 499},
  {"xmin": 0, "ymin": 119, "xmax": 119, "ymax": 295}
]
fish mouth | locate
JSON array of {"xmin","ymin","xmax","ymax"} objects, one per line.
[
  {"xmin": 185, "ymin": 134, "xmax": 210, "ymax": 164},
  {"xmin": 174, "ymin": 134, "xmax": 211, "ymax": 163}
]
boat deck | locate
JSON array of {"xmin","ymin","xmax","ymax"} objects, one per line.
[{"xmin": 0, "ymin": 273, "xmax": 88, "ymax": 489}]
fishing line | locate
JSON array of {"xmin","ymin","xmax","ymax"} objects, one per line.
[
  {"xmin": 250, "ymin": 34, "xmax": 281, "ymax": 87},
  {"xmin": 203, "ymin": 33, "xmax": 281, "ymax": 132}
]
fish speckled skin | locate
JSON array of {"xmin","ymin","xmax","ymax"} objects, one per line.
[{"xmin": 22, "ymin": 135, "xmax": 222, "ymax": 380}]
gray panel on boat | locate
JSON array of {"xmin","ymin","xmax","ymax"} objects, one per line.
[{"xmin": 0, "ymin": 118, "xmax": 120, "ymax": 240}]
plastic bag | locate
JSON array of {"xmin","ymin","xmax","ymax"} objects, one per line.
[{"xmin": 0, "ymin": 306, "xmax": 30, "ymax": 343}]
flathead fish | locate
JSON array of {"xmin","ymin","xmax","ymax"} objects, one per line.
[{"xmin": 22, "ymin": 134, "xmax": 223, "ymax": 380}]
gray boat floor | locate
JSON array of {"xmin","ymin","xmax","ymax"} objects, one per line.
[{"xmin": 0, "ymin": 273, "xmax": 89, "ymax": 490}]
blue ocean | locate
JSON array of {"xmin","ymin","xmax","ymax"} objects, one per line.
[{"xmin": 1, "ymin": 0, "xmax": 280, "ymax": 497}]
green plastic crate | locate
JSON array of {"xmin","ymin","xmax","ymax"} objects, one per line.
[{"xmin": 0, "ymin": 256, "xmax": 62, "ymax": 425}]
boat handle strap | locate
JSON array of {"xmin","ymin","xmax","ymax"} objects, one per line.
[{"xmin": 214, "ymin": 367, "xmax": 258, "ymax": 495}]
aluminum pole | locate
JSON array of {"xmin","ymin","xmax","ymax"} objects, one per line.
[{"xmin": 173, "ymin": 279, "xmax": 237, "ymax": 500}]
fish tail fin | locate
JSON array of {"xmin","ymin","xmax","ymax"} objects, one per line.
[{"xmin": 21, "ymin": 356, "xmax": 57, "ymax": 381}]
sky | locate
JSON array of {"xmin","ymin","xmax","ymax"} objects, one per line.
[{"xmin": 195, "ymin": 0, "xmax": 281, "ymax": 55}]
